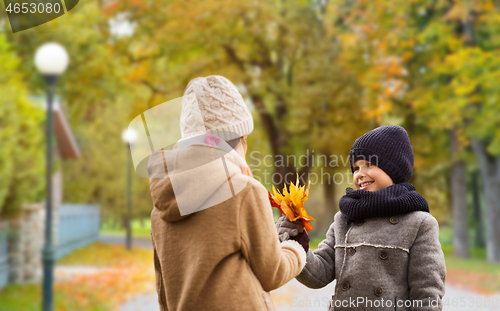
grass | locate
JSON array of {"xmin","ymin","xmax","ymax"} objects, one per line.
[
  {"xmin": 442, "ymin": 245, "xmax": 500, "ymax": 294},
  {"xmin": 0, "ymin": 283, "xmax": 106, "ymax": 311},
  {"xmin": 439, "ymin": 226, "xmax": 500, "ymax": 293},
  {"xmin": 0, "ymin": 243, "xmax": 155, "ymax": 311},
  {"xmin": 100, "ymin": 218, "xmax": 152, "ymax": 238}
]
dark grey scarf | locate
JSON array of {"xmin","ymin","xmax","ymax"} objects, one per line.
[{"xmin": 339, "ymin": 183, "xmax": 429, "ymax": 223}]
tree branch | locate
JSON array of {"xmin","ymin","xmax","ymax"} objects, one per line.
[
  {"xmin": 222, "ymin": 45, "xmax": 246, "ymax": 72},
  {"xmin": 250, "ymin": 93, "xmax": 280, "ymax": 158},
  {"xmin": 139, "ymin": 79, "xmax": 167, "ymax": 95},
  {"xmin": 126, "ymin": 48, "xmax": 165, "ymax": 64}
]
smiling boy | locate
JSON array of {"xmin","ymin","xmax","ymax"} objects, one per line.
[{"xmin": 276, "ymin": 125, "xmax": 446, "ymax": 310}]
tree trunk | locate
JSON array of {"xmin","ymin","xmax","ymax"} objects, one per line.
[
  {"xmin": 321, "ymin": 176, "xmax": 337, "ymax": 235},
  {"xmin": 471, "ymin": 139, "xmax": 500, "ymax": 262},
  {"xmin": 248, "ymin": 93, "xmax": 313, "ymax": 187},
  {"xmin": 471, "ymin": 170, "xmax": 485, "ymax": 248},
  {"xmin": 450, "ymin": 129, "xmax": 470, "ymax": 258},
  {"xmin": 121, "ymin": 215, "xmax": 128, "ymax": 230},
  {"xmin": 461, "ymin": 12, "xmax": 500, "ymax": 261}
]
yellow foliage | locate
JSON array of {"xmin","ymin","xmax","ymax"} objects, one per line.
[
  {"xmin": 444, "ymin": 1, "xmax": 468, "ymax": 22},
  {"xmin": 401, "ymin": 51, "xmax": 414, "ymax": 62},
  {"xmin": 270, "ymin": 175, "xmax": 315, "ymax": 232}
]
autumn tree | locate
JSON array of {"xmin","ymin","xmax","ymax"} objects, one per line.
[
  {"xmin": 0, "ymin": 33, "xmax": 45, "ymax": 217},
  {"xmin": 331, "ymin": 0, "xmax": 500, "ymax": 261},
  {"xmin": 103, "ymin": 0, "xmax": 368, "ymax": 233},
  {"xmin": 4, "ymin": 1, "xmax": 154, "ymax": 224},
  {"xmin": 410, "ymin": 0, "xmax": 500, "ymax": 262}
]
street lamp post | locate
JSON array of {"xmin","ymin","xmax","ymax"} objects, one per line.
[
  {"xmin": 35, "ymin": 42, "xmax": 69, "ymax": 311},
  {"xmin": 122, "ymin": 128, "xmax": 137, "ymax": 251}
]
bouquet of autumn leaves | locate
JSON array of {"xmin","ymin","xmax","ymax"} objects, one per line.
[{"xmin": 268, "ymin": 176, "xmax": 315, "ymax": 233}]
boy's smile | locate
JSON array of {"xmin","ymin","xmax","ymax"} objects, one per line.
[{"xmin": 353, "ymin": 159, "xmax": 394, "ymax": 192}]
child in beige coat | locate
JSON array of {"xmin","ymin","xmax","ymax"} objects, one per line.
[{"xmin": 149, "ymin": 76, "xmax": 306, "ymax": 311}]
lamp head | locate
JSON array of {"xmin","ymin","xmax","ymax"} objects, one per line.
[
  {"xmin": 35, "ymin": 43, "xmax": 69, "ymax": 76},
  {"xmin": 122, "ymin": 128, "xmax": 138, "ymax": 145}
]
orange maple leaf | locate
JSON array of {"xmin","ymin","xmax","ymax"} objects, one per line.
[{"xmin": 269, "ymin": 175, "xmax": 315, "ymax": 232}]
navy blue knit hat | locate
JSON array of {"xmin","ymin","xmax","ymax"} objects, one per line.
[{"xmin": 349, "ymin": 125, "xmax": 414, "ymax": 184}]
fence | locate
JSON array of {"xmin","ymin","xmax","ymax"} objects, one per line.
[
  {"xmin": 0, "ymin": 204, "xmax": 100, "ymax": 291},
  {"xmin": 0, "ymin": 222, "xmax": 8, "ymax": 291},
  {"xmin": 56, "ymin": 204, "xmax": 100, "ymax": 259}
]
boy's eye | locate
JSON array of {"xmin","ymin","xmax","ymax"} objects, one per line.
[{"xmin": 353, "ymin": 167, "xmax": 359, "ymax": 171}]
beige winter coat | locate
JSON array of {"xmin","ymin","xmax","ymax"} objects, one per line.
[
  {"xmin": 297, "ymin": 211, "xmax": 446, "ymax": 311},
  {"xmin": 148, "ymin": 143, "xmax": 306, "ymax": 311}
]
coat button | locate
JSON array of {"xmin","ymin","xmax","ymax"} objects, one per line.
[
  {"xmin": 354, "ymin": 220, "xmax": 364, "ymax": 226},
  {"xmin": 375, "ymin": 287, "xmax": 384, "ymax": 296},
  {"xmin": 341, "ymin": 282, "xmax": 350, "ymax": 291},
  {"xmin": 348, "ymin": 247, "xmax": 356, "ymax": 256},
  {"xmin": 389, "ymin": 216, "xmax": 399, "ymax": 224},
  {"xmin": 379, "ymin": 250, "xmax": 388, "ymax": 260}
]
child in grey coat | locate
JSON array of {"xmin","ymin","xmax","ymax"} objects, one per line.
[{"xmin": 277, "ymin": 125, "xmax": 446, "ymax": 310}]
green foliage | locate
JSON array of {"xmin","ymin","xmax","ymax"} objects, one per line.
[
  {"xmin": 0, "ymin": 33, "xmax": 44, "ymax": 217},
  {"xmin": 4, "ymin": 1, "xmax": 152, "ymax": 222},
  {"xmin": 100, "ymin": 218, "xmax": 151, "ymax": 238},
  {"xmin": 61, "ymin": 100, "xmax": 153, "ymax": 222}
]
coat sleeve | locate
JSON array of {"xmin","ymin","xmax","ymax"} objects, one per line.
[
  {"xmin": 408, "ymin": 215, "xmax": 446, "ymax": 311},
  {"xmin": 239, "ymin": 181, "xmax": 307, "ymax": 292},
  {"xmin": 296, "ymin": 222, "xmax": 336, "ymax": 289}
]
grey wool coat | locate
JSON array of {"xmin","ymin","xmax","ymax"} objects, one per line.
[{"xmin": 297, "ymin": 211, "xmax": 446, "ymax": 311}]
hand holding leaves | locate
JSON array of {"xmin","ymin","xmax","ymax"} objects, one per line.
[{"xmin": 275, "ymin": 216, "xmax": 304, "ymax": 242}]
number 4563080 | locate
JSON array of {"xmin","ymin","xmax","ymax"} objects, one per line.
[{"xmin": 6, "ymin": 2, "xmax": 62, "ymax": 14}]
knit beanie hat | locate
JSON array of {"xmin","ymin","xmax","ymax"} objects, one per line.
[
  {"xmin": 180, "ymin": 75, "xmax": 254, "ymax": 141},
  {"xmin": 349, "ymin": 125, "xmax": 414, "ymax": 184}
]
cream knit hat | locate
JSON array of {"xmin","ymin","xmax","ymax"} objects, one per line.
[{"xmin": 180, "ymin": 76, "xmax": 254, "ymax": 141}]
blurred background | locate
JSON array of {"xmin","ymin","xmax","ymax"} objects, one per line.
[{"xmin": 0, "ymin": 0, "xmax": 499, "ymax": 310}]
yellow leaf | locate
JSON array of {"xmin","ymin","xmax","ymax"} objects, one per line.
[{"xmin": 268, "ymin": 174, "xmax": 315, "ymax": 232}]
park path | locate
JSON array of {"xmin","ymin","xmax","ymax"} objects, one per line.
[
  {"xmin": 119, "ymin": 279, "xmax": 500, "ymax": 311},
  {"xmin": 96, "ymin": 235, "xmax": 500, "ymax": 311}
]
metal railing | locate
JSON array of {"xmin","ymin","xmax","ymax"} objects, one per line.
[
  {"xmin": 56, "ymin": 204, "xmax": 100, "ymax": 259},
  {"xmin": 0, "ymin": 204, "xmax": 100, "ymax": 291},
  {"xmin": 0, "ymin": 224, "xmax": 9, "ymax": 291}
]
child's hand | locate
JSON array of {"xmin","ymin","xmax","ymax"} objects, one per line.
[{"xmin": 275, "ymin": 216, "xmax": 305, "ymax": 242}]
